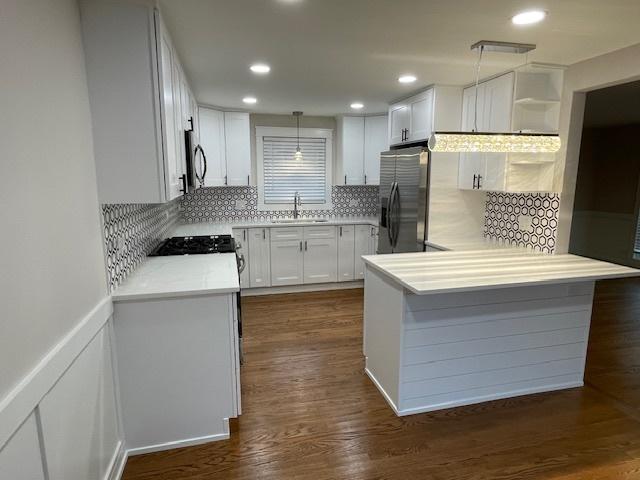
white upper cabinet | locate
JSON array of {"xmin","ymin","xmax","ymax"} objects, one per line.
[
  {"xmin": 389, "ymin": 104, "xmax": 410, "ymax": 145},
  {"xmin": 80, "ymin": 0, "xmax": 194, "ymax": 204},
  {"xmin": 224, "ymin": 112, "xmax": 252, "ymax": 186},
  {"xmin": 198, "ymin": 108, "xmax": 251, "ymax": 187},
  {"xmin": 388, "ymin": 88, "xmax": 434, "ymax": 146},
  {"xmin": 408, "ymin": 89, "xmax": 434, "ymax": 142},
  {"xmin": 363, "ymin": 115, "xmax": 387, "ymax": 185},
  {"xmin": 457, "ymin": 65, "xmax": 563, "ymax": 193},
  {"xmin": 458, "ymin": 72, "xmax": 514, "ymax": 191},
  {"xmin": 338, "ymin": 115, "xmax": 388, "ymax": 186},
  {"xmin": 199, "ymin": 108, "xmax": 226, "ymax": 187},
  {"xmin": 339, "ymin": 117, "xmax": 365, "ymax": 185}
]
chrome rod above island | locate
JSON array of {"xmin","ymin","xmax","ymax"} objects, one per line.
[{"xmin": 362, "ymin": 250, "xmax": 640, "ymax": 416}]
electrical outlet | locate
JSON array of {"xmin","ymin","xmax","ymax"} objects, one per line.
[
  {"xmin": 235, "ymin": 199, "xmax": 247, "ymax": 209},
  {"xmin": 518, "ymin": 215, "xmax": 533, "ymax": 231},
  {"xmin": 116, "ymin": 235, "xmax": 127, "ymax": 256}
]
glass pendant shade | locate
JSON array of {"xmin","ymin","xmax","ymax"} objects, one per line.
[
  {"xmin": 428, "ymin": 132, "xmax": 561, "ymax": 153},
  {"xmin": 294, "ymin": 147, "xmax": 303, "ymax": 162}
]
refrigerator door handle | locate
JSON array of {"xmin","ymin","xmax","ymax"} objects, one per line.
[
  {"xmin": 386, "ymin": 182, "xmax": 397, "ymax": 247},
  {"xmin": 391, "ymin": 183, "xmax": 401, "ymax": 248}
]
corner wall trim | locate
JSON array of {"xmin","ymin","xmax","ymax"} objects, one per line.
[{"xmin": 0, "ymin": 296, "xmax": 114, "ymax": 450}]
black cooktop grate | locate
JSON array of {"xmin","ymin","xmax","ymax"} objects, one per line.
[{"xmin": 149, "ymin": 235, "xmax": 236, "ymax": 256}]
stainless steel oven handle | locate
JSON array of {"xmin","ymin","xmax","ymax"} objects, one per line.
[{"xmin": 237, "ymin": 253, "xmax": 246, "ymax": 274}]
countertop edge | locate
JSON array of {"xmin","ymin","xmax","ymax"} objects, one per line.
[
  {"xmin": 112, "ymin": 286, "xmax": 240, "ymax": 303},
  {"xmin": 362, "ymin": 253, "xmax": 640, "ymax": 295}
]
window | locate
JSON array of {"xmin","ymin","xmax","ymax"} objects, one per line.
[{"xmin": 256, "ymin": 127, "xmax": 333, "ymax": 210}]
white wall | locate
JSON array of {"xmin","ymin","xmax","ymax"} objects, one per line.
[
  {"xmin": 554, "ymin": 43, "xmax": 640, "ymax": 253},
  {"xmin": 0, "ymin": 1, "xmax": 123, "ymax": 478},
  {"xmin": 0, "ymin": 0, "xmax": 108, "ymax": 402}
]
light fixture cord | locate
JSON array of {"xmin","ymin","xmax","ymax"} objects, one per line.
[
  {"xmin": 473, "ymin": 45, "xmax": 484, "ymax": 132},
  {"xmin": 296, "ymin": 113, "xmax": 300, "ymax": 150}
]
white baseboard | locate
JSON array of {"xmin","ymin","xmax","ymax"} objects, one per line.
[
  {"xmin": 242, "ymin": 281, "xmax": 363, "ymax": 296},
  {"xmin": 0, "ymin": 296, "xmax": 113, "ymax": 450},
  {"xmin": 106, "ymin": 440, "xmax": 127, "ymax": 480},
  {"xmin": 364, "ymin": 368, "xmax": 400, "ymax": 416},
  {"xmin": 126, "ymin": 431, "xmax": 230, "ymax": 456},
  {"xmin": 396, "ymin": 381, "xmax": 584, "ymax": 417}
]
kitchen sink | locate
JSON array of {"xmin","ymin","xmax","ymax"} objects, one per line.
[{"xmin": 270, "ymin": 218, "xmax": 329, "ymax": 224}]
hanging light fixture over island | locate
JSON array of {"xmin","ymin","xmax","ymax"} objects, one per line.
[
  {"xmin": 428, "ymin": 131, "xmax": 561, "ymax": 153},
  {"xmin": 428, "ymin": 40, "xmax": 561, "ymax": 154}
]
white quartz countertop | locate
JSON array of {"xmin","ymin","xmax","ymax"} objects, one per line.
[
  {"xmin": 112, "ymin": 253, "xmax": 239, "ymax": 302},
  {"xmin": 172, "ymin": 217, "xmax": 378, "ymax": 237},
  {"xmin": 362, "ymin": 249, "xmax": 640, "ymax": 295}
]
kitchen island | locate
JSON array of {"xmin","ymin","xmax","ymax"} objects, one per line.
[{"xmin": 362, "ymin": 250, "xmax": 639, "ymax": 416}]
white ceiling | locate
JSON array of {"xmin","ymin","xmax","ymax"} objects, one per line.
[{"xmin": 160, "ymin": 0, "xmax": 640, "ymax": 116}]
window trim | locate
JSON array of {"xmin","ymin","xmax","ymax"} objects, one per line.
[{"xmin": 256, "ymin": 126, "xmax": 333, "ymax": 211}]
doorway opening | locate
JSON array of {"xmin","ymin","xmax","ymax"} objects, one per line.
[{"xmin": 568, "ymin": 80, "xmax": 640, "ymax": 267}]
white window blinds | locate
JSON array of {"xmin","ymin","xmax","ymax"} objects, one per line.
[{"xmin": 263, "ymin": 136, "xmax": 327, "ymax": 204}]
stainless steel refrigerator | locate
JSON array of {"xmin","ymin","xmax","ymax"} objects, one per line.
[{"xmin": 378, "ymin": 146, "xmax": 430, "ymax": 253}]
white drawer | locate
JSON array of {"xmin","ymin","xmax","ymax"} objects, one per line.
[
  {"xmin": 304, "ymin": 226, "xmax": 336, "ymax": 239},
  {"xmin": 270, "ymin": 227, "xmax": 304, "ymax": 241}
]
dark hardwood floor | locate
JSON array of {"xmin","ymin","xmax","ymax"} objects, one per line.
[
  {"xmin": 122, "ymin": 286, "xmax": 640, "ymax": 480},
  {"xmin": 586, "ymin": 277, "xmax": 640, "ymax": 416}
]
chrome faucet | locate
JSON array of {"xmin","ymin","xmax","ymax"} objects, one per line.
[{"xmin": 293, "ymin": 191, "xmax": 301, "ymax": 219}]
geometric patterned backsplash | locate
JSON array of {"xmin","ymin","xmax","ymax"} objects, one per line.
[
  {"xmin": 101, "ymin": 200, "xmax": 180, "ymax": 291},
  {"xmin": 180, "ymin": 185, "xmax": 379, "ymax": 223},
  {"xmin": 484, "ymin": 192, "xmax": 560, "ymax": 253}
]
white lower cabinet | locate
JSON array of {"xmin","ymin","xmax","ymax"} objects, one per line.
[
  {"xmin": 113, "ymin": 293, "xmax": 240, "ymax": 453},
  {"xmin": 248, "ymin": 228, "xmax": 271, "ymax": 288},
  {"xmin": 355, "ymin": 225, "xmax": 376, "ymax": 279},
  {"xmin": 304, "ymin": 226, "xmax": 338, "ymax": 284},
  {"xmin": 234, "ymin": 223, "xmax": 376, "ymax": 289},
  {"xmin": 338, "ymin": 225, "xmax": 355, "ymax": 282},
  {"xmin": 270, "ymin": 228, "xmax": 304, "ymax": 286},
  {"xmin": 232, "ymin": 229, "xmax": 250, "ymax": 288}
]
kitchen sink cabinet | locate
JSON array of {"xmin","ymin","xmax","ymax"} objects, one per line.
[{"xmin": 234, "ymin": 223, "xmax": 375, "ymax": 290}]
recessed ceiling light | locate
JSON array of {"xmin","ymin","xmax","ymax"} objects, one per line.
[
  {"xmin": 350, "ymin": 102, "xmax": 364, "ymax": 110},
  {"xmin": 242, "ymin": 96, "xmax": 257, "ymax": 105},
  {"xmin": 250, "ymin": 63, "xmax": 271, "ymax": 74},
  {"xmin": 398, "ymin": 75, "xmax": 417, "ymax": 84},
  {"xmin": 512, "ymin": 10, "xmax": 546, "ymax": 25}
]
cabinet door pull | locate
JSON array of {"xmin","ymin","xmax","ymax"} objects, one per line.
[
  {"xmin": 344, "ymin": 175, "xmax": 347, "ymax": 185},
  {"xmin": 340, "ymin": 226, "xmax": 343, "ymax": 236},
  {"xmin": 247, "ymin": 175, "xmax": 250, "ymax": 185},
  {"xmin": 364, "ymin": 175, "xmax": 367, "ymax": 185},
  {"xmin": 243, "ymin": 230, "xmax": 246, "ymax": 241},
  {"xmin": 472, "ymin": 174, "xmax": 478, "ymax": 189},
  {"xmin": 477, "ymin": 175, "xmax": 483, "ymax": 190},
  {"xmin": 224, "ymin": 175, "xmax": 228, "ymax": 186},
  {"xmin": 304, "ymin": 240, "xmax": 308, "ymax": 251},
  {"xmin": 262, "ymin": 229, "xmax": 265, "ymax": 240},
  {"xmin": 299, "ymin": 241, "xmax": 303, "ymax": 251}
]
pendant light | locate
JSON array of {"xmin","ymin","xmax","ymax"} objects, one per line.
[
  {"xmin": 428, "ymin": 41, "xmax": 561, "ymax": 154},
  {"xmin": 293, "ymin": 111, "xmax": 303, "ymax": 162}
]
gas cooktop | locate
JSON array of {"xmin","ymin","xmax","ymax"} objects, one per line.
[{"xmin": 149, "ymin": 235, "xmax": 236, "ymax": 256}]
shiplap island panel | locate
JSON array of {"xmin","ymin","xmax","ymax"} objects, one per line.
[{"xmin": 362, "ymin": 251, "xmax": 640, "ymax": 416}]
